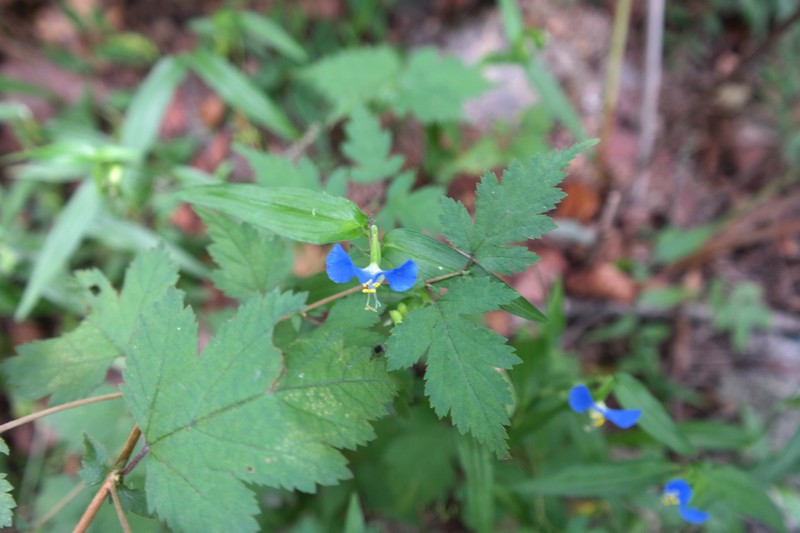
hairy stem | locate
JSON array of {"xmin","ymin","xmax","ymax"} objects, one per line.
[{"xmin": 0, "ymin": 392, "xmax": 123, "ymax": 434}]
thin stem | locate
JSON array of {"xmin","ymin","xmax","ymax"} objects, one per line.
[
  {"xmin": 73, "ymin": 425, "xmax": 141, "ymax": 533},
  {"xmin": 0, "ymin": 392, "xmax": 123, "ymax": 434},
  {"xmin": 109, "ymin": 481, "xmax": 132, "ymax": 533},
  {"xmin": 597, "ymin": 0, "xmax": 633, "ymax": 188},
  {"xmin": 425, "ymin": 269, "xmax": 468, "ymax": 285},
  {"xmin": 302, "ymin": 285, "xmax": 363, "ymax": 314},
  {"xmin": 121, "ymin": 445, "xmax": 149, "ymax": 477}
]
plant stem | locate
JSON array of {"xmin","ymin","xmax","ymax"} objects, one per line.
[
  {"xmin": 109, "ymin": 481, "xmax": 132, "ymax": 533},
  {"xmin": 73, "ymin": 425, "xmax": 141, "ymax": 533},
  {"xmin": 0, "ymin": 391, "xmax": 123, "ymax": 434}
]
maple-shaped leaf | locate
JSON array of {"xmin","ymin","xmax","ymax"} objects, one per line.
[
  {"xmin": 342, "ymin": 106, "xmax": 404, "ymax": 184},
  {"xmin": 200, "ymin": 209, "xmax": 293, "ymax": 300},
  {"xmin": 300, "ymin": 46, "xmax": 401, "ymax": 115},
  {"xmin": 441, "ymin": 142, "xmax": 594, "ymax": 275},
  {"xmin": 2, "ymin": 249, "xmax": 178, "ymax": 405},
  {"xmin": 237, "ymin": 145, "xmax": 321, "ymax": 189},
  {"xmin": 0, "ymin": 438, "xmax": 14, "ymax": 528},
  {"xmin": 385, "ymin": 276, "xmax": 519, "ymax": 456},
  {"xmin": 392, "ymin": 47, "xmax": 489, "ymax": 124},
  {"xmin": 121, "ymin": 290, "xmax": 395, "ymax": 532}
]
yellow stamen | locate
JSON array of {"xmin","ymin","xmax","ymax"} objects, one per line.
[
  {"xmin": 662, "ymin": 492, "xmax": 679, "ymax": 506},
  {"xmin": 589, "ymin": 410, "xmax": 606, "ymax": 427}
]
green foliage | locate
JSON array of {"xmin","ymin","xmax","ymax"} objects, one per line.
[
  {"xmin": 342, "ymin": 106, "xmax": 404, "ymax": 184},
  {"xmin": 441, "ymin": 141, "xmax": 594, "ymax": 275},
  {"xmin": 201, "ymin": 210, "xmax": 293, "ymax": 300},
  {"xmin": 392, "ymin": 48, "xmax": 489, "ymax": 124},
  {"xmin": 79, "ymin": 434, "xmax": 110, "ymax": 486},
  {"xmin": 178, "ymin": 184, "xmax": 369, "ymax": 244},
  {"xmin": 0, "ymin": 438, "xmax": 13, "ymax": 529},
  {"xmin": 386, "ymin": 276, "xmax": 520, "ymax": 457},
  {"xmin": 4, "ymin": 249, "xmax": 178, "ymax": 405},
  {"xmin": 708, "ymin": 279, "xmax": 771, "ymax": 353},
  {"xmin": 121, "ymin": 289, "xmax": 394, "ymax": 531}
]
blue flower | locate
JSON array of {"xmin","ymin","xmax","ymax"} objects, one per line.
[
  {"xmin": 326, "ymin": 243, "xmax": 418, "ymax": 311},
  {"xmin": 568, "ymin": 384, "xmax": 641, "ymax": 429},
  {"xmin": 662, "ymin": 479, "xmax": 709, "ymax": 524}
]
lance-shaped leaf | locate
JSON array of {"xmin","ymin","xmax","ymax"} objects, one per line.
[
  {"xmin": 385, "ymin": 276, "xmax": 520, "ymax": 457},
  {"xmin": 441, "ymin": 141, "xmax": 596, "ymax": 275},
  {"xmin": 122, "ymin": 290, "xmax": 395, "ymax": 532},
  {"xmin": 178, "ymin": 184, "xmax": 368, "ymax": 244}
]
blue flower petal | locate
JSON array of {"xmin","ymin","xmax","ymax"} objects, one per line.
[
  {"xmin": 664, "ymin": 479, "xmax": 693, "ymax": 506},
  {"xmin": 602, "ymin": 407, "xmax": 642, "ymax": 429},
  {"xmin": 679, "ymin": 506, "xmax": 710, "ymax": 525},
  {"xmin": 568, "ymin": 385, "xmax": 595, "ymax": 413},
  {"xmin": 326, "ymin": 244, "xmax": 358, "ymax": 283},
  {"xmin": 383, "ymin": 260, "xmax": 418, "ymax": 291}
]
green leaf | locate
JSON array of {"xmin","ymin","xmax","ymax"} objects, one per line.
[
  {"xmin": 120, "ymin": 56, "xmax": 187, "ymax": 153},
  {"xmin": 524, "ymin": 55, "xmax": 587, "ymax": 141},
  {"xmin": 614, "ymin": 372, "xmax": 695, "ymax": 455},
  {"xmin": 653, "ymin": 224, "xmax": 716, "ymax": 264},
  {"xmin": 4, "ymin": 250, "xmax": 178, "ymax": 404},
  {"xmin": 178, "ymin": 184, "xmax": 368, "ymax": 244},
  {"xmin": 237, "ymin": 145, "xmax": 320, "ymax": 189},
  {"xmin": 344, "ymin": 494, "xmax": 366, "ymax": 533},
  {"xmin": 381, "ymin": 228, "xmax": 543, "ymax": 321},
  {"xmin": 393, "ymin": 48, "xmax": 489, "ymax": 123},
  {"xmin": 186, "ymin": 49, "xmax": 297, "ymax": 140},
  {"xmin": 121, "ymin": 291, "xmax": 395, "ymax": 532},
  {"xmin": 457, "ymin": 435, "xmax": 494, "ymax": 533},
  {"xmin": 239, "ymin": 11, "xmax": 307, "ymax": 62},
  {"xmin": 0, "ymin": 437, "xmax": 13, "ymax": 528},
  {"xmin": 342, "ymin": 106, "xmax": 404, "ymax": 183},
  {"xmin": 440, "ymin": 142, "xmax": 594, "ymax": 275},
  {"xmin": 386, "ymin": 276, "xmax": 520, "ymax": 456},
  {"xmin": 704, "ymin": 466, "xmax": 787, "ymax": 532},
  {"xmin": 510, "ymin": 460, "xmax": 673, "ymax": 497},
  {"xmin": 708, "ymin": 280, "xmax": 771, "ymax": 353},
  {"xmin": 752, "ymin": 426, "xmax": 800, "ymax": 483},
  {"xmin": 15, "ymin": 180, "xmax": 101, "ymax": 319},
  {"xmin": 680, "ymin": 421, "xmax": 752, "ymax": 451},
  {"xmin": 80, "ymin": 434, "xmax": 110, "ymax": 486},
  {"xmin": 300, "ymin": 46, "xmax": 401, "ymax": 116},
  {"xmin": 377, "ymin": 172, "xmax": 443, "ymax": 231},
  {"xmin": 200, "ymin": 210, "xmax": 293, "ymax": 300},
  {"xmin": 381, "ymin": 406, "xmax": 456, "ymax": 513}
]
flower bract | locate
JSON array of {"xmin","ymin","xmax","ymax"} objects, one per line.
[
  {"xmin": 326, "ymin": 243, "xmax": 418, "ymax": 311},
  {"xmin": 662, "ymin": 479, "xmax": 709, "ymax": 524},
  {"xmin": 568, "ymin": 384, "xmax": 641, "ymax": 429}
]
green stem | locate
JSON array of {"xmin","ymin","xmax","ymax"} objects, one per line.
[{"xmin": 369, "ymin": 224, "xmax": 381, "ymax": 265}]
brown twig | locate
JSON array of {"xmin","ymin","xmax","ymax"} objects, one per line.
[
  {"xmin": 109, "ymin": 481, "xmax": 132, "ymax": 533},
  {"xmin": 73, "ymin": 425, "xmax": 142, "ymax": 533},
  {"xmin": 0, "ymin": 392, "xmax": 123, "ymax": 434}
]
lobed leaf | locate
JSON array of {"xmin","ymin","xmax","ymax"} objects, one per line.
[
  {"xmin": 441, "ymin": 142, "xmax": 595, "ymax": 275},
  {"xmin": 0, "ymin": 438, "xmax": 14, "ymax": 528},
  {"xmin": 385, "ymin": 276, "xmax": 520, "ymax": 456},
  {"xmin": 122, "ymin": 291, "xmax": 395, "ymax": 532},
  {"xmin": 342, "ymin": 106, "xmax": 404, "ymax": 184},
  {"xmin": 200, "ymin": 209, "xmax": 293, "ymax": 300}
]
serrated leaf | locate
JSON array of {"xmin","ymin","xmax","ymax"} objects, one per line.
[
  {"xmin": 614, "ymin": 372, "xmax": 695, "ymax": 456},
  {"xmin": 15, "ymin": 180, "xmax": 101, "ymax": 319},
  {"xmin": 300, "ymin": 46, "xmax": 401, "ymax": 116},
  {"xmin": 3, "ymin": 249, "xmax": 178, "ymax": 405},
  {"xmin": 377, "ymin": 172, "xmax": 444, "ymax": 231},
  {"xmin": 122, "ymin": 291, "xmax": 394, "ymax": 532},
  {"xmin": 237, "ymin": 145, "xmax": 320, "ymax": 189},
  {"xmin": 199, "ymin": 210, "xmax": 293, "ymax": 300},
  {"xmin": 178, "ymin": 184, "xmax": 368, "ymax": 244},
  {"xmin": 0, "ymin": 473, "xmax": 13, "ymax": 528},
  {"xmin": 441, "ymin": 142, "xmax": 594, "ymax": 275},
  {"xmin": 342, "ymin": 106, "xmax": 404, "ymax": 183},
  {"xmin": 186, "ymin": 49, "xmax": 297, "ymax": 140},
  {"xmin": 239, "ymin": 11, "xmax": 307, "ymax": 62},
  {"xmin": 704, "ymin": 466, "xmax": 787, "ymax": 532},
  {"xmin": 392, "ymin": 48, "xmax": 489, "ymax": 123},
  {"xmin": 510, "ymin": 460, "xmax": 673, "ymax": 497},
  {"xmin": 385, "ymin": 276, "xmax": 520, "ymax": 456},
  {"xmin": 80, "ymin": 434, "xmax": 110, "ymax": 486}
]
